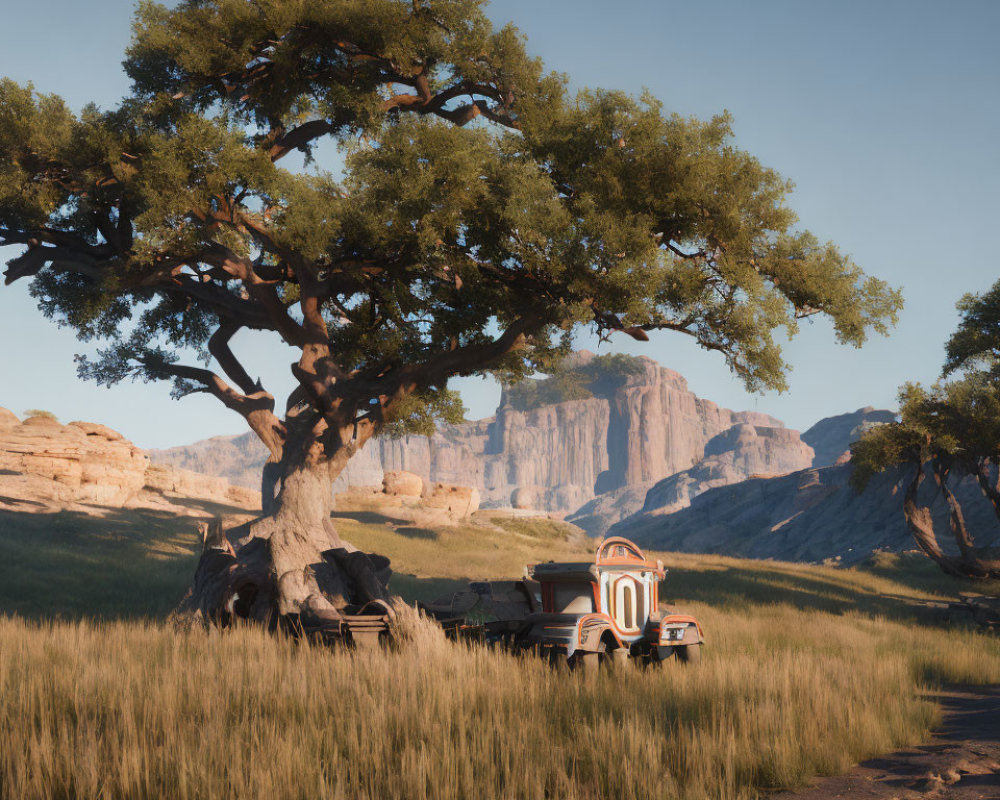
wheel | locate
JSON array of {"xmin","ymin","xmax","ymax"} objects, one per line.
[{"xmin": 674, "ymin": 644, "xmax": 702, "ymax": 664}]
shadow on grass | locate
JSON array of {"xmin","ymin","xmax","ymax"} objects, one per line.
[
  {"xmin": 395, "ymin": 526, "xmax": 439, "ymax": 540},
  {"xmin": 0, "ymin": 501, "xmax": 254, "ymax": 622},
  {"xmin": 389, "ymin": 573, "xmax": 467, "ymax": 604},
  {"xmin": 661, "ymin": 563, "xmax": 966, "ymax": 628},
  {"xmin": 331, "ymin": 510, "xmax": 441, "ymax": 539},
  {"xmin": 330, "ymin": 509, "xmax": 414, "ymax": 526}
]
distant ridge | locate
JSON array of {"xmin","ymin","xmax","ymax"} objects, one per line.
[{"xmin": 151, "ymin": 351, "xmax": 802, "ymax": 519}]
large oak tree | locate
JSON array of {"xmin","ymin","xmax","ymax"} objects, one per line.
[{"xmin": 1, "ymin": 0, "xmax": 901, "ymax": 626}]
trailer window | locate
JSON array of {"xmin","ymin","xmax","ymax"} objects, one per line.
[{"xmin": 552, "ymin": 583, "xmax": 594, "ymax": 614}]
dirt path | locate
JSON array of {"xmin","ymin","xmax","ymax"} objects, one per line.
[{"xmin": 774, "ymin": 686, "xmax": 1000, "ymax": 799}]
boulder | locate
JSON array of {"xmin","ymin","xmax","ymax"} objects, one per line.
[
  {"xmin": 0, "ymin": 415, "xmax": 148, "ymax": 508},
  {"xmin": 0, "ymin": 407, "xmax": 20, "ymax": 430},
  {"xmin": 511, "ymin": 486, "xmax": 537, "ymax": 509},
  {"xmin": 382, "ymin": 470, "xmax": 424, "ymax": 497},
  {"xmin": 423, "ymin": 483, "xmax": 480, "ymax": 518}
]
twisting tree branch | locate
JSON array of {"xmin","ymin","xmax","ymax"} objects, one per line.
[
  {"xmin": 208, "ymin": 321, "xmax": 259, "ymax": 396},
  {"xmin": 144, "ymin": 357, "xmax": 286, "ymax": 459}
]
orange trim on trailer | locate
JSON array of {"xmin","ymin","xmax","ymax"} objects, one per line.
[
  {"xmin": 596, "ymin": 537, "xmax": 665, "ymax": 577},
  {"xmin": 576, "ymin": 613, "xmax": 623, "ymax": 649},
  {"xmin": 661, "ymin": 613, "xmax": 704, "ymax": 639}
]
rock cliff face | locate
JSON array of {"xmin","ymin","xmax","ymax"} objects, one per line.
[
  {"xmin": 0, "ymin": 408, "xmax": 258, "ymax": 515},
  {"xmin": 638, "ymin": 424, "xmax": 815, "ymax": 517},
  {"xmin": 151, "ymin": 352, "xmax": 786, "ymax": 517},
  {"xmin": 802, "ymin": 407, "xmax": 898, "ymax": 467}
]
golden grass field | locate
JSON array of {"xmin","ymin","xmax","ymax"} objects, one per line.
[{"xmin": 1, "ymin": 503, "xmax": 998, "ymax": 799}]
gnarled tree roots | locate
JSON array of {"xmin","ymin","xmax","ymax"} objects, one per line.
[{"xmin": 175, "ymin": 515, "xmax": 394, "ymax": 635}]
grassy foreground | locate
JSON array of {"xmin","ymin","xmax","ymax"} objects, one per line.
[{"xmin": 0, "ymin": 506, "xmax": 999, "ymax": 799}]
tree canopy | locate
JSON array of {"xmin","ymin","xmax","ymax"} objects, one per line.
[{"xmin": 1, "ymin": 0, "xmax": 902, "ymax": 480}]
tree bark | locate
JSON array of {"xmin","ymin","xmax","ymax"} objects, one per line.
[
  {"xmin": 974, "ymin": 459, "xmax": 1000, "ymax": 523},
  {"xmin": 932, "ymin": 460, "xmax": 999, "ymax": 579},
  {"xmin": 902, "ymin": 459, "xmax": 967, "ymax": 578},
  {"xmin": 175, "ymin": 425, "xmax": 394, "ymax": 629}
]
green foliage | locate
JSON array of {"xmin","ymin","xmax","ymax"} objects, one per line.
[
  {"xmin": 945, "ymin": 278, "xmax": 1000, "ymax": 378},
  {"xmin": 505, "ymin": 352, "xmax": 646, "ymax": 411},
  {"xmin": 1, "ymin": 0, "xmax": 902, "ymax": 448},
  {"xmin": 849, "ymin": 408, "xmax": 918, "ymax": 491},
  {"xmin": 382, "ymin": 387, "xmax": 465, "ymax": 438},
  {"xmin": 853, "ymin": 279, "xmax": 1000, "ymax": 491},
  {"xmin": 506, "ymin": 369, "xmax": 593, "ymax": 411}
]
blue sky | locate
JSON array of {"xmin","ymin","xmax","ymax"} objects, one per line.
[{"xmin": 0, "ymin": 0, "xmax": 997, "ymax": 448}]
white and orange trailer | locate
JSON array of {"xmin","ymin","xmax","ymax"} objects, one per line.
[{"xmin": 517, "ymin": 536, "xmax": 704, "ymax": 668}]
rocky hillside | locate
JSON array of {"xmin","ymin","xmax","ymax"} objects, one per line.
[
  {"xmin": 801, "ymin": 407, "xmax": 898, "ymax": 467},
  {"xmin": 598, "ymin": 406, "xmax": 900, "ymax": 537},
  {"xmin": 609, "ymin": 462, "xmax": 1000, "ymax": 565},
  {"xmin": 152, "ymin": 351, "xmax": 806, "ymax": 516},
  {"xmin": 607, "ymin": 406, "xmax": 1000, "ymax": 564},
  {"xmin": 0, "ymin": 408, "xmax": 258, "ymax": 515}
]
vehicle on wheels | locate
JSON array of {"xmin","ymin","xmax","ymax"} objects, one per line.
[{"xmin": 422, "ymin": 536, "xmax": 704, "ymax": 668}]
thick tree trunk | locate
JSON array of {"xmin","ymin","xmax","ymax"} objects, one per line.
[
  {"xmin": 175, "ymin": 432, "xmax": 394, "ymax": 629},
  {"xmin": 260, "ymin": 458, "xmax": 282, "ymax": 516},
  {"xmin": 903, "ymin": 458, "xmax": 1000, "ymax": 580},
  {"xmin": 902, "ymin": 460, "xmax": 967, "ymax": 578}
]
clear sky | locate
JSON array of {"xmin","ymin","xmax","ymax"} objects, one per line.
[{"xmin": 0, "ymin": 0, "xmax": 997, "ymax": 448}]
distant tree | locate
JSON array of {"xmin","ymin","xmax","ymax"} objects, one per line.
[
  {"xmin": 0, "ymin": 0, "xmax": 901, "ymax": 627},
  {"xmin": 852, "ymin": 281, "xmax": 1000, "ymax": 579},
  {"xmin": 22, "ymin": 409, "xmax": 57, "ymax": 421}
]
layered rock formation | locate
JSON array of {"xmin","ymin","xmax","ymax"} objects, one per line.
[
  {"xmin": 566, "ymin": 422, "xmax": 814, "ymax": 535},
  {"xmin": 0, "ymin": 408, "xmax": 258, "ymax": 515},
  {"xmin": 605, "ymin": 404, "xmax": 1000, "ymax": 565},
  {"xmin": 152, "ymin": 352, "xmax": 785, "ymax": 519}
]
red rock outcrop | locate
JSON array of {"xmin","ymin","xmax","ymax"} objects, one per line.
[{"xmin": 0, "ymin": 408, "xmax": 258, "ymax": 514}]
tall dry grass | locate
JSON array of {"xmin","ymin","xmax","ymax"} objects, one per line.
[
  {"xmin": 2, "ymin": 603, "xmax": 996, "ymax": 800},
  {"xmin": 3, "ymin": 509, "xmax": 999, "ymax": 798}
]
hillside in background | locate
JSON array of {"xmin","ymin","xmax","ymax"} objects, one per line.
[
  {"xmin": 151, "ymin": 351, "xmax": 812, "ymax": 522},
  {"xmin": 611, "ymin": 462, "xmax": 1000, "ymax": 565}
]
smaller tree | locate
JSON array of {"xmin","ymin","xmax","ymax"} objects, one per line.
[{"xmin": 852, "ymin": 281, "xmax": 1000, "ymax": 579}]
